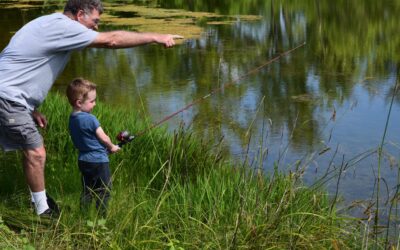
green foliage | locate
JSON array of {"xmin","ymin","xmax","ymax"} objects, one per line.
[
  {"xmin": 0, "ymin": 93, "xmax": 367, "ymax": 248},
  {"xmin": 0, "ymin": 216, "xmax": 34, "ymax": 250}
]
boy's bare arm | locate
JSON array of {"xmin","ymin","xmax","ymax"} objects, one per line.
[{"xmin": 96, "ymin": 126, "xmax": 120, "ymax": 153}]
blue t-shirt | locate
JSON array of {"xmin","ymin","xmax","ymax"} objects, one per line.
[{"xmin": 69, "ymin": 112, "xmax": 109, "ymax": 163}]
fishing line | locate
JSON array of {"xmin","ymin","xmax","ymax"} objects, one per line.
[{"xmin": 134, "ymin": 42, "xmax": 306, "ymax": 138}]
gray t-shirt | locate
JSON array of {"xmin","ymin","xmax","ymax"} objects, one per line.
[{"xmin": 0, "ymin": 13, "xmax": 98, "ymax": 111}]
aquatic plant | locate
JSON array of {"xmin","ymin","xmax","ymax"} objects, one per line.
[{"xmin": 0, "ymin": 93, "xmax": 367, "ymax": 249}]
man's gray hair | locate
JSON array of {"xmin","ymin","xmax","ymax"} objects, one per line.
[{"xmin": 64, "ymin": 0, "xmax": 103, "ymax": 15}]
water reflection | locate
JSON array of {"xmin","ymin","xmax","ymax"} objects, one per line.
[{"xmin": 0, "ymin": 1, "xmax": 399, "ymax": 209}]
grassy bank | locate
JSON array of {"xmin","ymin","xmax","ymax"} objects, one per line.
[{"xmin": 0, "ymin": 93, "xmax": 366, "ymax": 249}]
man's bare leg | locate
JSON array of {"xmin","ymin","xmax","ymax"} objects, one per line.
[{"xmin": 23, "ymin": 145, "xmax": 49, "ymax": 214}]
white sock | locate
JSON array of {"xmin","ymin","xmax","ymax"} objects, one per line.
[{"xmin": 32, "ymin": 190, "xmax": 49, "ymax": 215}]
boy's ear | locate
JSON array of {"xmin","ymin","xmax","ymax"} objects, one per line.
[{"xmin": 75, "ymin": 99, "xmax": 82, "ymax": 107}]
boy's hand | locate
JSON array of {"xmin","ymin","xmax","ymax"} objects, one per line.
[
  {"xmin": 96, "ymin": 127, "xmax": 121, "ymax": 154},
  {"xmin": 109, "ymin": 144, "xmax": 120, "ymax": 154}
]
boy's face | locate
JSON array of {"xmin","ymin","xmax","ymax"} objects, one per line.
[{"xmin": 79, "ymin": 90, "xmax": 97, "ymax": 113}]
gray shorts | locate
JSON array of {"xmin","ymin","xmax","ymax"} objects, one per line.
[{"xmin": 0, "ymin": 97, "xmax": 43, "ymax": 151}]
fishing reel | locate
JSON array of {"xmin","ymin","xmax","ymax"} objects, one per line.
[{"xmin": 116, "ymin": 130, "xmax": 135, "ymax": 147}]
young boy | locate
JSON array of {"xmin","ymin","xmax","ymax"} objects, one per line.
[{"xmin": 66, "ymin": 78, "xmax": 120, "ymax": 215}]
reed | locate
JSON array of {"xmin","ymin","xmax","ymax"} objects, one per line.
[
  {"xmin": 0, "ymin": 93, "xmax": 374, "ymax": 249},
  {"xmin": 381, "ymin": 76, "xmax": 400, "ymax": 248}
]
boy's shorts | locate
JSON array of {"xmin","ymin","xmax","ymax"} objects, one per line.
[{"xmin": 0, "ymin": 97, "xmax": 43, "ymax": 151}]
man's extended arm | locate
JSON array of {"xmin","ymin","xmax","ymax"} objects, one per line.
[{"xmin": 90, "ymin": 31, "xmax": 183, "ymax": 48}]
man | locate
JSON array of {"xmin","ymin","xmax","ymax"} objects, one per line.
[{"xmin": 0, "ymin": 0, "xmax": 182, "ymax": 217}]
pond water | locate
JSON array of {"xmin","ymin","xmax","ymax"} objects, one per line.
[{"xmin": 1, "ymin": 0, "xmax": 399, "ymax": 216}]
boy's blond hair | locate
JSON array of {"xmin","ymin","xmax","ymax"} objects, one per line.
[{"xmin": 66, "ymin": 77, "xmax": 97, "ymax": 106}]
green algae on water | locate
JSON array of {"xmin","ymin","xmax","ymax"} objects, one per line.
[{"xmin": 1, "ymin": 1, "xmax": 261, "ymax": 41}]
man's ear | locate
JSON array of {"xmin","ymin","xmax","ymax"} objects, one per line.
[{"xmin": 76, "ymin": 9, "xmax": 86, "ymax": 22}]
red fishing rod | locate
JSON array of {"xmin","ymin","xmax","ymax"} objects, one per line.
[{"xmin": 116, "ymin": 42, "xmax": 306, "ymax": 145}]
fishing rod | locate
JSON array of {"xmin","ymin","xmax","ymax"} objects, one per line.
[{"xmin": 117, "ymin": 42, "xmax": 306, "ymax": 145}]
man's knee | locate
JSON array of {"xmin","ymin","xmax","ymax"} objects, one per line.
[{"xmin": 24, "ymin": 146, "xmax": 46, "ymax": 167}]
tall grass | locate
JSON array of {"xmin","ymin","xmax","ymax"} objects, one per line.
[
  {"xmin": 380, "ymin": 76, "xmax": 400, "ymax": 249},
  {"xmin": 0, "ymin": 93, "xmax": 370, "ymax": 249}
]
